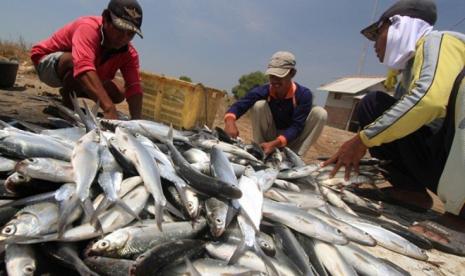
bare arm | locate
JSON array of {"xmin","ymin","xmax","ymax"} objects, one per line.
[
  {"xmin": 127, "ymin": 93, "xmax": 142, "ymax": 120},
  {"xmin": 78, "ymin": 70, "xmax": 118, "ymax": 119}
]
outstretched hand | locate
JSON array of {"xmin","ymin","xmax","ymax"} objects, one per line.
[
  {"xmin": 322, "ymin": 134, "xmax": 368, "ymax": 180},
  {"xmin": 261, "ymin": 141, "xmax": 279, "ymax": 156},
  {"xmin": 224, "ymin": 120, "xmax": 239, "ymax": 138}
]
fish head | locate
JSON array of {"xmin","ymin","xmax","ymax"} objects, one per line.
[
  {"xmin": 5, "ymin": 250, "xmax": 36, "ymax": 276},
  {"xmin": 186, "ymin": 197, "xmax": 200, "ymax": 219},
  {"xmin": 21, "ymin": 263, "xmax": 36, "ymax": 276},
  {"xmin": 4, "ymin": 173, "xmax": 31, "ymax": 194},
  {"xmin": 258, "ymin": 237, "xmax": 276, "ymax": 257},
  {"xmin": 209, "ymin": 215, "xmax": 226, "ymax": 238},
  {"xmin": 15, "ymin": 158, "xmax": 42, "ymax": 174},
  {"xmin": 89, "ymin": 231, "xmax": 130, "ymax": 256},
  {"xmin": 1, "ymin": 223, "xmax": 17, "ymax": 238}
]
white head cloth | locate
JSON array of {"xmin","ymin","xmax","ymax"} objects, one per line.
[{"xmin": 384, "ymin": 15, "xmax": 433, "ymax": 70}]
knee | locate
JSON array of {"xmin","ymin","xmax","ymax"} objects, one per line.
[
  {"xmin": 56, "ymin": 52, "xmax": 74, "ymax": 80},
  {"xmin": 252, "ymin": 100, "xmax": 267, "ymax": 112},
  {"xmin": 310, "ymin": 106, "xmax": 328, "ymax": 123},
  {"xmin": 359, "ymin": 91, "xmax": 381, "ymax": 108}
]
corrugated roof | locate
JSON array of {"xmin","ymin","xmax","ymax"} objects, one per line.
[{"xmin": 317, "ymin": 76, "xmax": 386, "ymax": 94}]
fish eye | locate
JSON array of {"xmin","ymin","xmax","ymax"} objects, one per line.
[
  {"xmin": 97, "ymin": 240, "xmax": 110, "ymax": 249},
  {"xmin": 215, "ymin": 218, "xmax": 223, "ymax": 224},
  {"xmin": 2, "ymin": 224, "xmax": 16, "ymax": 235},
  {"xmin": 23, "ymin": 265, "xmax": 35, "ymax": 275}
]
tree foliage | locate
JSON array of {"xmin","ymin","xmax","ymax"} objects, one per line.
[
  {"xmin": 231, "ymin": 71, "xmax": 267, "ymax": 99},
  {"xmin": 179, "ymin": 75, "xmax": 192, "ymax": 82}
]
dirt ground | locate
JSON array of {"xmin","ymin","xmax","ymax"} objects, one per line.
[{"xmin": 1, "ymin": 65, "xmax": 464, "ymax": 275}]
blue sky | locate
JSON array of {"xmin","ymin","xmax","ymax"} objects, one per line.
[{"xmin": 1, "ymin": 1, "xmax": 464, "ymax": 106}]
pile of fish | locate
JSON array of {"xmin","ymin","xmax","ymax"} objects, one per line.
[{"xmin": 0, "ymin": 100, "xmax": 444, "ymax": 275}]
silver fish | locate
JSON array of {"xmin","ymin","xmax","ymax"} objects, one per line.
[
  {"xmin": 264, "ymin": 188, "xmax": 326, "ymax": 209},
  {"xmin": 58, "ymin": 129, "xmax": 102, "ymax": 235},
  {"xmin": 205, "ymin": 197, "xmax": 229, "ymax": 238},
  {"xmin": 335, "ymin": 243, "xmax": 407, "ymax": 276},
  {"xmin": 278, "ymin": 163, "xmax": 321, "ymax": 180},
  {"xmin": 115, "ymin": 127, "xmax": 166, "ymax": 230},
  {"xmin": 15, "ymin": 158, "xmax": 74, "ymax": 183},
  {"xmin": 262, "ymin": 199, "xmax": 348, "ymax": 245},
  {"xmin": 313, "ymin": 240, "xmax": 357, "ymax": 276},
  {"xmin": 5, "ymin": 244, "xmax": 36, "ymax": 276},
  {"xmin": 88, "ymin": 219, "xmax": 206, "ymax": 259}
]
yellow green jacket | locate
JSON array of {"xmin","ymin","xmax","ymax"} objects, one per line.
[{"xmin": 359, "ymin": 31, "xmax": 465, "ymax": 147}]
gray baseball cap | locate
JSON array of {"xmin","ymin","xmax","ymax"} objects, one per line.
[
  {"xmin": 265, "ymin": 51, "xmax": 296, "ymax": 78},
  {"xmin": 361, "ymin": 0, "xmax": 437, "ymax": 41},
  {"xmin": 108, "ymin": 0, "xmax": 143, "ymax": 38}
]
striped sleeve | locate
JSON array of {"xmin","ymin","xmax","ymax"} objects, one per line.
[{"xmin": 360, "ymin": 32, "xmax": 465, "ymax": 147}]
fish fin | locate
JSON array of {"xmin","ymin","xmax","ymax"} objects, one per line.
[
  {"xmin": 114, "ymin": 199, "xmax": 141, "ymax": 222},
  {"xmin": 91, "ymin": 197, "xmax": 110, "ymax": 225},
  {"xmin": 228, "ymin": 238, "xmax": 247, "ymax": 265},
  {"xmin": 155, "ymin": 202, "xmax": 165, "ymax": 231},
  {"xmin": 174, "ymin": 185, "xmax": 191, "ymax": 217},
  {"xmin": 225, "ymin": 205, "xmax": 238, "ymax": 228},
  {"xmin": 91, "ymin": 100, "xmax": 100, "ymax": 118},
  {"xmin": 167, "ymin": 124, "xmax": 174, "ymax": 142},
  {"xmin": 82, "ymin": 100, "xmax": 101, "ymax": 131},
  {"xmin": 57, "ymin": 195, "xmax": 79, "ymax": 238},
  {"xmin": 166, "ymin": 200, "xmax": 186, "ymax": 220},
  {"xmin": 184, "ymin": 256, "xmax": 202, "ymax": 276},
  {"xmin": 70, "ymin": 92, "xmax": 90, "ymax": 128},
  {"xmin": 81, "ymin": 199, "xmax": 104, "ymax": 234}
]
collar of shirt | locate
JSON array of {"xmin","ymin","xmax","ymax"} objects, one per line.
[{"xmin": 268, "ymin": 81, "xmax": 297, "ymax": 100}]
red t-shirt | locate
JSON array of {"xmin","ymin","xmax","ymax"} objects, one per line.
[{"xmin": 31, "ymin": 16, "xmax": 142, "ymax": 98}]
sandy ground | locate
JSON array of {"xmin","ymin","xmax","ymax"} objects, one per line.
[{"xmin": 1, "ymin": 66, "xmax": 464, "ymax": 275}]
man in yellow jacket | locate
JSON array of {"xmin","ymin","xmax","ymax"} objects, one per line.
[{"xmin": 324, "ymin": 0, "xmax": 465, "ymax": 255}]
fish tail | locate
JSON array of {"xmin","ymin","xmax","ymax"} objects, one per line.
[
  {"xmin": 81, "ymin": 199, "xmax": 104, "ymax": 234},
  {"xmin": 115, "ymin": 199, "xmax": 141, "ymax": 222},
  {"xmin": 228, "ymin": 238, "xmax": 247, "ymax": 265},
  {"xmin": 165, "ymin": 200, "xmax": 186, "ymax": 220},
  {"xmin": 155, "ymin": 202, "xmax": 164, "ymax": 231},
  {"xmin": 57, "ymin": 195, "xmax": 79, "ymax": 238},
  {"xmin": 184, "ymin": 256, "xmax": 201, "ymax": 276},
  {"xmin": 91, "ymin": 198, "xmax": 110, "ymax": 225},
  {"xmin": 167, "ymin": 124, "xmax": 173, "ymax": 142}
]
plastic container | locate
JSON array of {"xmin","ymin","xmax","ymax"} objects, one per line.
[
  {"xmin": 0, "ymin": 60, "xmax": 19, "ymax": 88},
  {"xmin": 140, "ymin": 71, "xmax": 225, "ymax": 130}
]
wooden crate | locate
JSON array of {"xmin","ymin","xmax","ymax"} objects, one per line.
[{"xmin": 140, "ymin": 71, "xmax": 225, "ymax": 130}]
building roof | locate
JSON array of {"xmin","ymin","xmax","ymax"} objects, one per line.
[{"xmin": 317, "ymin": 76, "xmax": 386, "ymax": 94}]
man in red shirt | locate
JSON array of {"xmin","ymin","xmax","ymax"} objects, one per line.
[{"xmin": 31, "ymin": 0, "xmax": 144, "ymax": 119}]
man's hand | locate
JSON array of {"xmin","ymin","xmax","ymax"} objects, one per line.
[
  {"xmin": 224, "ymin": 118, "xmax": 239, "ymax": 138},
  {"xmin": 103, "ymin": 105, "xmax": 119, "ymax": 119},
  {"xmin": 322, "ymin": 134, "xmax": 368, "ymax": 180},
  {"xmin": 261, "ymin": 139, "xmax": 281, "ymax": 156}
]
